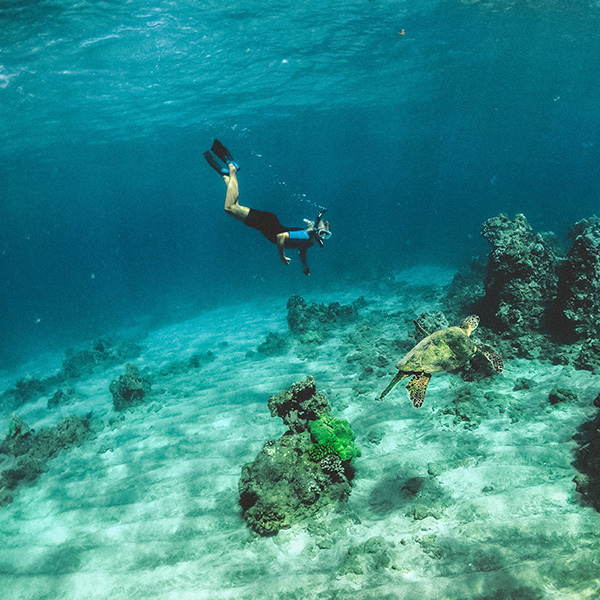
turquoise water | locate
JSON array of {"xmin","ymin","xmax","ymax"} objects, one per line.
[
  {"xmin": 2, "ymin": 0, "xmax": 600, "ymax": 364},
  {"xmin": 2, "ymin": 4, "xmax": 600, "ymax": 597}
]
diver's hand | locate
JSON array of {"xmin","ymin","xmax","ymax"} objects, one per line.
[
  {"xmin": 281, "ymin": 256, "xmax": 291, "ymax": 266},
  {"xmin": 303, "ymin": 267, "xmax": 310, "ymax": 276}
]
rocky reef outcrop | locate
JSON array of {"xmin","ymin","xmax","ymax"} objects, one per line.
[
  {"xmin": 256, "ymin": 332, "xmax": 289, "ymax": 356},
  {"xmin": 554, "ymin": 217, "xmax": 600, "ymax": 341},
  {"xmin": 1, "ymin": 337, "xmax": 143, "ymax": 410},
  {"xmin": 444, "ymin": 213, "xmax": 600, "ymax": 371},
  {"xmin": 0, "ymin": 414, "xmax": 92, "ymax": 506},
  {"xmin": 109, "ymin": 363, "xmax": 152, "ymax": 411},
  {"xmin": 286, "ymin": 295, "xmax": 365, "ymax": 340},
  {"xmin": 238, "ymin": 376, "xmax": 359, "ymax": 536},
  {"xmin": 573, "ymin": 402, "xmax": 600, "ymax": 513},
  {"xmin": 479, "ymin": 213, "xmax": 560, "ymax": 334},
  {"xmin": 62, "ymin": 337, "xmax": 142, "ymax": 379}
]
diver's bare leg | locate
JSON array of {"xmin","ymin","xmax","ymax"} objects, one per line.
[{"xmin": 223, "ymin": 165, "xmax": 250, "ymax": 222}]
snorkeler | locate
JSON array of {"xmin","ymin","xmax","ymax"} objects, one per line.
[{"xmin": 204, "ymin": 140, "xmax": 331, "ymax": 275}]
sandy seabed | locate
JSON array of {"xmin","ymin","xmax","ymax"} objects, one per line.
[{"xmin": 1, "ymin": 266, "xmax": 599, "ymax": 600}]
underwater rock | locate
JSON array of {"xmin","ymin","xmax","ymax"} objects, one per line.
[
  {"xmin": 0, "ymin": 414, "xmax": 92, "ymax": 506},
  {"xmin": 238, "ymin": 432, "xmax": 352, "ymax": 536},
  {"xmin": 47, "ymin": 387, "xmax": 81, "ymax": 409},
  {"xmin": 554, "ymin": 217, "xmax": 600, "ymax": 341},
  {"xmin": 257, "ymin": 332, "xmax": 289, "ymax": 356},
  {"xmin": 548, "ymin": 387, "xmax": 577, "ymax": 406},
  {"xmin": 267, "ymin": 375, "xmax": 330, "ymax": 433},
  {"xmin": 2, "ymin": 337, "xmax": 144, "ymax": 410},
  {"xmin": 513, "ymin": 378, "xmax": 537, "ymax": 391},
  {"xmin": 286, "ymin": 295, "xmax": 364, "ymax": 339},
  {"xmin": 573, "ymin": 339, "xmax": 600, "ymax": 373},
  {"xmin": 443, "ymin": 256, "xmax": 487, "ymax": 320},
  {"xmin": 440, "ymin": 387, "xmax": 487, "ymax": 429},
  {"xmin": 439, "ymin": 387, "xmax": 509, "ymax": 429},
  {"xmin": 109, "ymin": 363, "xmax": 152, "ymax": 411},
  {"xmin": 62, "ymin": 337, "xmax": 142, "ymax": 379},
  {"xmin": 0, "ymin": 373, "xmax": 61, "ymax": 409},
  {"xmin": 239, "ymin": 377, "xmax": 358, "ymax": 536},
  {"xmin": 341, "ymin": 311, "xmax": 414, "ymax": 394},
  {"xmin": 480, "ymin": 213, "xmax": 560, "ymax": 334},
  {"xmin": 158, "ymin": 351, "xmax": 215, "ymax": 376},
  {"xmin": 413, "ymin": 311, "xmax": 449, "ymax": 341},
  {"xmin": 444, "ymin": 213, "xmax": 600, "ymax": 368},
  {"xmin": 12, "ymin": 374, "xmax": 47, "ymax": 403},
  {"xmin": 338, "ymin": 536, "xmax": 397, "ymax": 576},
  {"xmin": 573, "ymin": 408, "xmax": 600, "ymax": 513}
]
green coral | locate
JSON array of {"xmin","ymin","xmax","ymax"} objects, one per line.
[
  {"xmin": 309, "ymin": 416, "xmax": 361, "ymax": 464},
  {"xmin": 308, "ymin": 442, "xmax": 335, "ymax": 461}
]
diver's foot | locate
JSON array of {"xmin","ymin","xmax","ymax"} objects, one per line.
[
  {"xmin": 204, "ymin": 150, "xmax": 229, "ymax": 175},
  {"xmin": 211, "ymin": 139, "xmax": 240, "ymax": 171}
]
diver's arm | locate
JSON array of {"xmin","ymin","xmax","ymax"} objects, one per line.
[
  {"xmin": 299, "ymin": 248, "xmax": 310, "ymax": 275},
  {"xmin": 276, "ymin": 232, "xmax": 291, "ymax": 265}
]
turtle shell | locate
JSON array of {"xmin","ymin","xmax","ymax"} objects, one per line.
[{"xmin": 396, "ymin": 326, "xmax": 476, "ymax": 373}]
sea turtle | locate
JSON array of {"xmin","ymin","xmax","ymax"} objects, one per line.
[{"xmin": 378, "ymin": 315, "xmax": 504, "ymax": 408}]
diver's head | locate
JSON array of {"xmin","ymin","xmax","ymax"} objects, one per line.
[
  {"xmin": 314, "ymin": 219, "xmax": 331, "ymax": 247},
  {"xmin": 313, "ymin": 209, "xmax": 331, "ymax": 247}
]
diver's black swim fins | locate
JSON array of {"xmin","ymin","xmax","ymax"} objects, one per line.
[
  {"xmin": 211, "ymin": 139, "xmax": 240, "ymax": 171},
  {"xmin": 204, "ymin": 151, "xmax": 229, "ymax": 175}
]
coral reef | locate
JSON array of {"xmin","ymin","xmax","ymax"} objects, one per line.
[
  {"xmin": 340, "ymin": 311, "xmax": 414, "ymax": 394},
  {"xmin": 479, "ymin": 213, "xmax": 560, "ymax": 334},
  {"xmin": 0, "ymin": 373, "xmax": 60, "ymax": 409},
  {"xmin": 1, "ymin": 337, "xmax": 143, "ymax": 410},
  {"xmin": 286, "ymin": 295, "xmax": 365, "ymax": 340},
  {"xmin": 554, "ymin": 217, "xmax": 600, "ymax": 341},
  {"xmin": 0, "ymin": 414, "xmax": 92, "ymax": 506},
  {"xmin": 443, "ymin": 213, "xmax": 600, "ymax": 371},
  {"xmin": 257, "ymin": 332, "xmax": 289, "ymax": 356},
  {"xmin": 412, "ymin": 311, "xmax": 449, "ymax": 340},
  {"xmin": 267, "ymin": 375, "xmax": 330, "ymax": 433},
  {"xmin": 109, "ymin": 363, "xmax": 152, "ymax": 411},
  {"xmin": 573, "ymin": 408, "xmax": 600, "ymax": 512},
  {"xmin": 309, "ymin": 416, "xmax": 361, "ymax": 464},
  {"xmin": 47, "ymin": 387, "xmax": 82, "ymax": 409},
  {"xmin": 573, "ymin": 339, "xmax": 600, "ymax": 374},
  {"xmin": 443, "ymin": 257, "xmax": 487, "ymax": 323},
  {"xmin": 239, "ymin": 376, "xmax": 358, "ymax": 536},
  {"xmin": 62, "ymin": 337, "xmax": 142, "ymax": 379},
  {"xmin": 238, "ymin": 431, "xmax": 352, "ymax": 536},
  {"xmin": 435, "ymin": 386, "xmax": 523, "ymax": 429}
]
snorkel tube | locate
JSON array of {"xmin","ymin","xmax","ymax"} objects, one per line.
[{"xmin": 315, "ymin": 208, "xmax": 327, "ymax": 226}]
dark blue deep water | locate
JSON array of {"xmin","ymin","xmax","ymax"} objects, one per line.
[{"xmin": 2, "ymin": 0, "xmax": 600, "ymax": 365}]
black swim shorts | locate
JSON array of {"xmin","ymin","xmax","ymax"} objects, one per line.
[{"xmin": 244, "ymin": 208, "xmax": 285, "ymax": 244}]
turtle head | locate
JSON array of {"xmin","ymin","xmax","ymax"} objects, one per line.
[{"xmin": 460, "ymin": 315, "xmax": 480, "ymax": 336}]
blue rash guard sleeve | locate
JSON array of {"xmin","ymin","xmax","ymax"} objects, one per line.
[{"xmin": 287, "ymin": 230, "xmax": 310, "ymax": 240}]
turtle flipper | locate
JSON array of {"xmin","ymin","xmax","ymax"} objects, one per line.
[
  {"xmin": 406, "ymin": 373, "xmax": 431, "ymax": 408},
  {"xmin": 378, "ymin": 371, "xmax": 409, "ymax": 400},
  {"xmin": 477, "ymin": 343, "xmax": 504, "ymax": 374}
]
